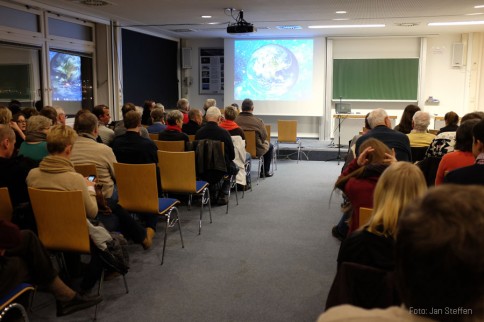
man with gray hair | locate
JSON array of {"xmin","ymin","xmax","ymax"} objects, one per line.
[
  {"xmin": 355, "ymin": 108, "xmax": 411, "ymax": 161},
  {"xmin": 407, "ymin": 111, "xmax": 435, "ymax": 147},
  {"xmin": 177, "ymin": 98, "xmax": 190, "ymax": 124}
]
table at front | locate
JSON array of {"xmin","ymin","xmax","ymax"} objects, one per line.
[{"xmin": 332, "ymin": 114, "xmax": 397, "ymax": 147}]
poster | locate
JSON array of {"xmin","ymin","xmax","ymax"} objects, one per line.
[{"xmin": 199, "ymin": 48, "xmax": 224, "ymax": 94}]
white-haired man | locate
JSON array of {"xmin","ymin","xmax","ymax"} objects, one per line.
[
  {"xmin": 355, "ymin": 108, "xmax": 411, "ymax": 161},
  {"xmin": 407, "ymin": 111, "xmax": 435, "ymax": 147}
]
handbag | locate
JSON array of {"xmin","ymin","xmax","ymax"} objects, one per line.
[{"xmin": 94, "ymin": 183, "xmax": 112, "ymax": 214}]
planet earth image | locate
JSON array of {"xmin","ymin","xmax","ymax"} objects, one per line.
[{"xmin": 246, "ymin": 44, "xmax": 299, "ymax": 97}]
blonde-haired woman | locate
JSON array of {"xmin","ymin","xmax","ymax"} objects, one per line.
[
  {"xmin": 333, "ymin": 138, "xmax": 395, "ymax": 239},
  {"xmin": 337, "ymin": 161, "xmax": 427, "ymax": 271}
]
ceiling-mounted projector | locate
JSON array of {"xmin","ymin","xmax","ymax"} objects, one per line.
[{"xmin": 226, "ymin": 9, "xmax": 256, "ymax": 34}]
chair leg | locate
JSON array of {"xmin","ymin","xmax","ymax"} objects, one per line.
[
  {"xmin": 234, "ymin": 179, "xmax": 239, "ymax": 205},
  {"xmin": 122, "ymin": 275, "xmax": 129, "ymax": 294},
  {"xmin": 94, "ymin": 270, "xmax": 105, "ymax": 320},
  {"xmin": 297, "ymin": 140, "xmax": 301, "ymax": 163},
  {"xmin": 161, "ymin": 214, "xmax": 169, "ymax": 265},
  {"xmin": 174, "ymin": 208, "xmax": 185, "ymax": 249}
]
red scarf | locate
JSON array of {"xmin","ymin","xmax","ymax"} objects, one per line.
[
  {"xmin": 220, "ymin": 120, "xmax": 239, "ymax": 131},
  {"xmin": 165, "ymin": 125, "xmax": 181, "ymax": 132}
]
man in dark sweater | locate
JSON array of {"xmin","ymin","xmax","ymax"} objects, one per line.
[
  {"xmin": 182, "ymin": 109, "xmax": 203, "ymax": 135},
  {"xmin": 355, "ymin": 108, "xmax": 411, "ymax": 161}
]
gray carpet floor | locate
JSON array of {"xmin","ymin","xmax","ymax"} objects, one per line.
[{"xmin": 30, "ymin": 160, "xmax": 344, "ymax": 322}]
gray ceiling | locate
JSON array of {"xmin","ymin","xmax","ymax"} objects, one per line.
[{"xmin": 29, "ymin": 0, "xmax": 484, "ymax": 38}]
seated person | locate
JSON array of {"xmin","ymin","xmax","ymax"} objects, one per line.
[
  {"xmin": 158, "ymin": 110, "xmax": 189, "ymax": 143},
  {"xmin": 182, "ymin": 108, "xmax": 202, "ymax": 135},
  {"xmin": 407, "ymin": 111, "xmax": 435, "ymax": 147},
  {"xmin": 435, "ymin": 119, "xmax": 480, "ymax": 185},
  {"xmin": 444, "ymin": 119, "xmax": 484, "ymax": 185},
  {"xmin": 319, "ymin": 184, "xmax": 484, "ymax": 322},
  {"xmin": 92, "ymin": 104, "xmax": 115, "ymax": 145},
  {"xmin": 195, "ymin": 107, "xmax": 235, "ymax": 205},
  {"xmin": 0, "ymin": 220, "xmax": 102, "ymax": 317},
  {"xmin": 12, "ymin": 112, "xmax": 27, "ymax": 154},
  {"xmin": 147, "ymin": 106, "xmax": 166, "ymax": 134},
  {"xmin": 114, "ymin": 102, "xmax": 149, "ymax": 139},
  {"xmin": 18, "ymin": 115, "xmax": 52, "ymax": 162},
  {"xmin": 219, "ymin": 106, "xmax": 245, "ymax": 139},
  {"xmin": 177, "ymin": 98, "xmax": 190, "ymax": 124},
  {"xmin": 393, "ymin": 104, "xmax": 420, "ymax": 134},
  {"xmin": 438, "ymin": 111, "xmax": 459, "ymax": 134}
]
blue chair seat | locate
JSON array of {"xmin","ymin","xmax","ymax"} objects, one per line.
[
  {"xmin": 195, "ymin": 181, "xmax": 209, "ymax": 193},
  {"xmin": 158, "ymin": 198, "xmax": 180, "ymax": 215},
  {"xmin": 0, "ymin": 283, "xmax": 34, "ymax": 310}
]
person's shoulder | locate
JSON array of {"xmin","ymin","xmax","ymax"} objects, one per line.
[{"xmin": 318, "ymin": 305, "xmax": 433, "ymax": 322}]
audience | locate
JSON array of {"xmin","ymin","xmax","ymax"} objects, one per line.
[
  {"xmin": 202, "ymin": 98, "xmax": 217, "ymax": 122},
  {"xmin": 114, "ymin": 102, "xmax": 149, "ymax": 139},
  {"xmin": 12, "ymin": 112, "xmax": 27, "ymax": 152},
  {"xmin": 0, "ymin": 106, "xmax": 25, "ymax": 154},
  {"xmin": 444, "ymin": 119, "xmax": 484, "ymax": 185},
  {"xmin": 333, "ymin": 138, "xmax": 395, "ymax": 240},
  {"xmin": 435, "ymin": 119, "xmax": 479, "ymax": 185},
  {"xmin": 220, "ymin": 106, "xmax": 245, "ymax": 139},
  {"xmin": 235, "ymin": 98, "xmax": 274, "ymax": 177},
  {"xmin": 177, "ymin": 98, "xmax": 190, "ymax": 124},
  {"xmin": 158, "ymin": 110, "xmax": 189, "ymax": 143},
  {"xmin": 147, "ymin": 106, "xmax": 166, "ymax": 134},
  {"xmin": 39, "ymin": 106, "xmax": 58, "ymax": 125},
  {"xmin": 182, "ymin": 108, "xmax": 203, "ymax": 135},
  {"xmin": 407, "ymin": 111, "xmax": 435, "ymax": 147},
  {"xmin": 55, "ymin": 106, "xmax": 67, "ymax": 126},
  {"xmin": 320, "ymin": 184, "xmax": 484, "ymax": 322},
  {"xmin": 394, "ymin": 104, "xmax": 420, "ymax": 134},
  {"xmin": 18, "ymin": 115, "xmax": 52, "ymax": 162},
  {"xmin": 92, "ymin": 104, "xmax": 115, "ymax": 145},
  {"xmin": 141, "ymin": 99, "xmax": 155, "ymax": 126},
  {"xmin": 0, "ymin": 220, "xmax": 102, "ymax": 317},
  {"xmin": 355, "ymin": 108, "xmax": 411, "ymax": 161},
  {"xmin": 438, "ymin": 111, "xmax": 459, "ymax": 134}
]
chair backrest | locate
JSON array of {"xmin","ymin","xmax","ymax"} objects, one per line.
[
  {"xmin": 410, "ymin": 146, "xmax": 428, "ymax": 163},
  {"xmin": 149, "ymin": 133, "xmax": 159, "ymax": 140},
  {"xmin": 188, "ymin": 135, "xmax": 195, "ymax": 142},
  {"xmin": 113, "ymin": 163, "xmax": 159, "ymax": 214},
  {"xmin": 73, "ymin": 163, "xmax": 98, "ymax": 178},
  {"xmin": 244, "ymin": 130, "xmax": 257, "ymax": 158},
  {"xmin": 359, "ymin": 207, "xmax": 373, "ymax": 228},
  {"xmin": 278, "ymin": 120, "xmax": 298, "ymax": 143},
  {"xmin": 265, "ymin": 124, "xmax": 271, "ymax": 138},
  {"xmin": 28, "ymin": 188, "xmax": 90, "ymax": 253},
  {"xmin": 154, "ymin": 140, "xmax": 185, "ymax": 152},
  {"xmin": 0, "ymin": 187, "xmax": 13, "ymax": 222},
  {"xmin": 428, "ymin": 129, "xmax": 438, "ymax": 135},
  {"xmin": 157, "ymin": 151, "xmax": 197, "ymax": 193}
]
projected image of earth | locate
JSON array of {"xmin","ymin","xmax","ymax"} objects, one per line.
[
  {"xmin": 49, "ymin": 51, "xmax": 82, "ymax": 101},
  {"xmin": 235, "ymin": 39, "xmax": 313, "ymax": 100}
]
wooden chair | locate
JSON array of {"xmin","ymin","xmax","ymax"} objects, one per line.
[
  {"xmin": 0, "ymin": 187, "xmax": 13, "ymax": 221},
  {"xmin": 113, "ymin": 163, "xmax": 184, "ymax": 264},
  {"xmin": 188, "ymin": 135, "xmax": 195, "ymax": 142},
  {"xmin": 244, "ymin": 130, "xmax": 264, "ymax": 185},
  {"xmin": 0, "ymin": 283, "xmax": 35, "ymax": 321},
  {"xmin": 154, "ymin": 140, "xmax": 185, "ymax": 152},
  {"xmin": 157, "ymin": 151, "xmax": 212, "ymax": 234},
  {"xmin": 73, "ymin": 163, "xmax": 98, "ymax": 178},
  {"xmin": 277, "ymin": 120, "xmax": 301, "ymax": 163},
  {"xmin": 359, "ymin": 207, "xmax": 373, "ymax": 228},
  {"xmin": 149, "ymin": 133, "xmax": 159, "ymax": 141}
]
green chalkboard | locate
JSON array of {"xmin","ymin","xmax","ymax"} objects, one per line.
[{"xmin": 332, "ymin": 59, "xmax": 419, "ymax": 101}]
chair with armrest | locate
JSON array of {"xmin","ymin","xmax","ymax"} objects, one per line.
[
  {"xmin": 0, "ymin": 283, "xmax": 35, "ymax": 322},
  {"xmin": 113, "ymin": 163, "xmax": 184, "ymax": 264},
  {"xmin": 157, "ymin": 150, "xmax": 212, "ymax": 234},
  {"xmin": 0, "ymin": 187, "xmax": 13, "ymax": 222},
  {"xmin": 154, "ymin": 140, "xmax": 185, "ymax": 152},
  {"xmin": 244, "ymin": 130, "xmax": 264, "ymax": 185},
  {"xmin": 277, "ymin": 120, "xmax": 301, "ymax": 163}
]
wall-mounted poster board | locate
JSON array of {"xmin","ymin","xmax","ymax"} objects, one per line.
[
  {"xmin": 332, "ymin": 58, "xmax": 419, "ymax": 101},
  {"xmin": 200, "ymin": 48, "xmax": 224, "ymax": 95}
]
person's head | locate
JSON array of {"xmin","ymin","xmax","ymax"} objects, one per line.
[
  {"xmin": 367, "ymin": 108, "xmax": 390, "ymax": 129},
  {"xmin": 13, "ymin": 113, "xmax": 27, "ymax": 131},
  {"xmin": 92, "ymin": 104, "xmax": 111, "ymax": 125},
  {"xmin": 46, "ymin": 124, "xmax": 77, "ymax": 156},
  {"xmin": 396, "ymin": 185, "xmax": 484, "ymax": 322},
  {"xmin": 455, "ymin": 119, "xmax": 480, "ymax": 152},
  {"xmin": 203, "ymin": 99, "xmax": 216, "ymax": 111},
  {"xmin": 368, "ymin": 162, "xmax": 427, "ymax": 238},
  {"xmin": 26, "ymin": 115, "xmax": 52, "ymax": 135},
  {"xmin": 177, "ymin": 98, "xmax": 190, "ymax": 113},
  {"xmin": 0, "ymin": 106, "xmax": 12, "ymax": 124},
  {"xmin": 150, "ymin": 107, "xmax": 165, "ymax": 123},
  {"xmin": 188, "ymin": 108, "xmax": 203, "ymax": 125},
  {"xmin": 472, "ymin": 119, "xmax": 484, "ymax": 157},
  {"xmin": 8, "ymin": 100, "xmax": 21, "ymax": 115},
  {"xmin": 39, "ymin": 106, "xmax": 58, "ymax": 125},
  {"xmin": 205, "ymin": 106, "xmax": 222, "ymax": 123},
  {"xmin": 460, "ymin": 111, "xmax": 484, "ymax": 124},
  {"xmin": 121, "ymin": 102, "xmax": 136, "ymax": 119},
  {"xmin": 0, "ymin": 124, "xmax": 16, "ymax": 158},
  {"xmin": 412, "ymin": 111, "xmax": 431, "ymax": 132},
  {"xmin": 74, "ymin": 111, "xmax": 98, "ymax": 135},
  {"xmin": 55, "ymin": 106, "xmax": 67, "ymax": 125},
  {"xmin": 22, "ymin": 107, "xmax": 38, "ymax": 119},
  {"xmin": 224, "ymin": 106, "xmax": 238, "ymax": 121},
  {"xmin": 124, "ymin": 110, "xmax": 141, "ymax": 130},
  {"xmin": 34, "ymin": 100, "xmax": 43, "ymax": 112},
  {"xmin": 444, "ymin": 111, "xmax": 459, "ymax": 127},
  {"xmin": 166, "ymin": 110, "xmax": 184, "ymax": 127},
  {"xmin": 397, "ymin": 104, "xmax": 421, "ymax": 133},
  {"xmin": 241, "ymin": 98, "xmax": 254, "ymax": 112},
  {"xmin": 364, "ymin": 112, "xmax": 371, "ymax": 131},
  {"xmin": 143, "ymin": 100, "xmax": 155, "ymax": 111}
]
